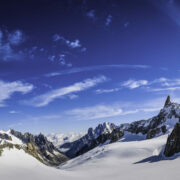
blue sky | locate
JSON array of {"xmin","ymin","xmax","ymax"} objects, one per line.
[{"xmin": 1, "ymin": 0, "xmax": 180, "ymax": 133}]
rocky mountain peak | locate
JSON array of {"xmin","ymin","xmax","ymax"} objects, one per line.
[
  {"xmin": 164, "ymin": 95, "xmax": 171, "ymax": 107},
  {"xmin": 87, "ymin": 127, "xmax": 94, "ymax": 137}
]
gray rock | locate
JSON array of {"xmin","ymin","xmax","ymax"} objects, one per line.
[
  {"xmin": 164, "ymin": 95, "xmax": 171, "ymax": 107},
  {"xmin": 10, "ymin": 129, "xmax": 68, "ymax": 166},
  {"xmin": 0, "ymin": 133, "xmax": 12, "ymax": 141},
  {"xmin": 164, "ymin": 123, "xmax": 180, "ymax": 157}
]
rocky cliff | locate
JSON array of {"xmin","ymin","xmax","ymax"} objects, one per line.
[{"xmin": 164, "ymin": 123, "xmax": 180, "ymax": 157}]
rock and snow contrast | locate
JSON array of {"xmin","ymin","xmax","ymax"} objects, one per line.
[
  {"xmin": 1, "ymin": 96, "xmax": 180, "ymax": 180},
  {"xmin": 0, "ymin": 129, "xmax": 68, "ymax": 166}
]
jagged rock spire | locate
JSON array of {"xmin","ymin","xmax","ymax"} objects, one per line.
[{"xmin": 164, "ymin": 95, "xmax": 171, "ymax": 107}]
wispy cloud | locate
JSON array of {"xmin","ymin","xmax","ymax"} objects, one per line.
[
  {"xmin": 68, "ymin": 94, "xmax": 79, "ymax": 99},
  {"xmin": 45, "ymin": 64, "xmax": 150, "ymax": 77},
  {"xmin": 52, "ymin": 34, "xmax": 62, "ymax": 42},
  {"xmin": 66, "ymin": 104, "xmax": 123, "ymax": 120},
  {"xmin": 52, "ymin": 34, "xmax": 82, "ymax": 49},
  {"xmin": 65, "ymin": 97, "xmax": 170, "ymax": 121},
  {"xmin": 9, "ymin": 110, "xmax": 20, "ymax": 114},
  {"xmin": 105, "ymin": 15, "xmax": 112, "ymax": 26},
  {"xmin": 0, "ymin": 80, "xmax": 34, "ymax": 107},
  {"xmin": 153, "ymin": 0, "xmax": 180, "ymax": 27},
  {"xmin": 95, "ymin": 77, "xmax": 180, "ymax": 94},
  {"xmin": 122, "ymin": 79, "xmax": 148, "ymax": 89},
  {"xmin": 48, "ymin": 55, "xmax": 56, "ymax": 62},
  {"xmin": 149, "ymin": 77, "xmax": 180, "ymax": 92},
  {"xmin": 51, "ymin": 34, "xmax": 85, "ymax": 66},
  {"xmin": 65, "ymin": 100, "xmax": 162, "ymax": 121},
  {"xmin": 0, "ymin": 29, "xmax": 25, "ymax": 61},
  {"xmin": 8, "ymin": 30, "xmax": 25, "ymax": 45},
  {"xmin": 150, "ymin": 86, "xmax": 180, "ymax": 92},
  {"xmin": 95, "ymin": 88, "xmax": 121, "ymax": 94},
  {"xmin": 122, "ymin": 77, "xmax": 180, "ymax": 92},
  {"xmin": 164, "ymin": 0, "xmax": 180, "ymax": 26},
  {"xmin": 48, "ymin": 53, "xmax": 72, "ymax": 67},
  {"xmin": 26, "ymin": 76, "xmax": 107, "ymax": 107},
  {"xmin": 160, "ymin": 78, "xmax": 180, "ymax": 87}
]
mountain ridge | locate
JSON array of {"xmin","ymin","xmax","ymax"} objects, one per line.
[{"xmin": 60, "ymin": 96, "xmax": 180, "ymax": 158}]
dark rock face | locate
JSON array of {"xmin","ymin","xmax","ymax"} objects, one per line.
[
  {"xmin": 164, "ymin": 123, "xmax": 180, "ymax": 157},
  {"xmin": 0, "ymin": 133, "xmax": 12, "ymax": 141},
  {"xmin": 126, "ymin": 111, "xmax": 168, "ymax": 139},
  {"xmin": 146, "ymin": 126, "xmax": 166, "ymax": 139},
  {"xmin": 10, "ymin": 129, "xmax": 68, "ymax": 166}
]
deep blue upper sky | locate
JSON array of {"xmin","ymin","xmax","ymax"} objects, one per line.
[{"xmin": 1, "ymin": 0, "xmax": 180, "ymax": 133}]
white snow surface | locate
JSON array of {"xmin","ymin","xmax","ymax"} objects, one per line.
[{"xmin": 1, "ymin": 134, "xmax": 180, "ymax": 180}]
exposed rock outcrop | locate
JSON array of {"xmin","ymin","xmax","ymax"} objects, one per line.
[
  {"xmin": 164, "ymin": 95, "xmax": 171, "ymax": 107},
  {"xmin": 164, "ymin": 123, "xmax": 180, "ymax": 157},
  {"xmin": 9, "ymin": 130, "xmax": 68, "ymax": 166},
  {"xmin": 0, "ymin": 133, "xmax": 12, "ymax": 141}
]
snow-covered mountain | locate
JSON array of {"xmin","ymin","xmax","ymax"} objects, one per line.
[
  {"xmin": 61, "ymin": 96, "xmax": 180, "ymax": 158},
  {"xmin": 0, "ymin": 129, "xmax": 68, "ymax": 166}
]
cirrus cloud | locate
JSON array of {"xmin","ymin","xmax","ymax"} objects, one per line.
[
  {"xmin": 0, "ymin": 80, "xmax": 34, "ymax": 107},
  {"xmin": 52, "ymin": 34, "xmax": 82, "ymax": 49},
  {"xmin": 66, "ymin": 104, "xmax": 123, "ymax": 120},
  {"xmin": 122, "ymin": 79, "xmax": 148, "ymax": 89},
  {"xmin": 26, "ymin": 76, "xmax": 107, "ymax": 107}
]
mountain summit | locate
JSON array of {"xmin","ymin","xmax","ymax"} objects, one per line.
[{"xmin": 164, "ymin": 95, "xmax": 171, "ymax": 107}]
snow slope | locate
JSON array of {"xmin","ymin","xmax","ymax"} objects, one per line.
[{"xmin": 1, "ymin": 134, "xmax": 180, "ymax": 180}]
